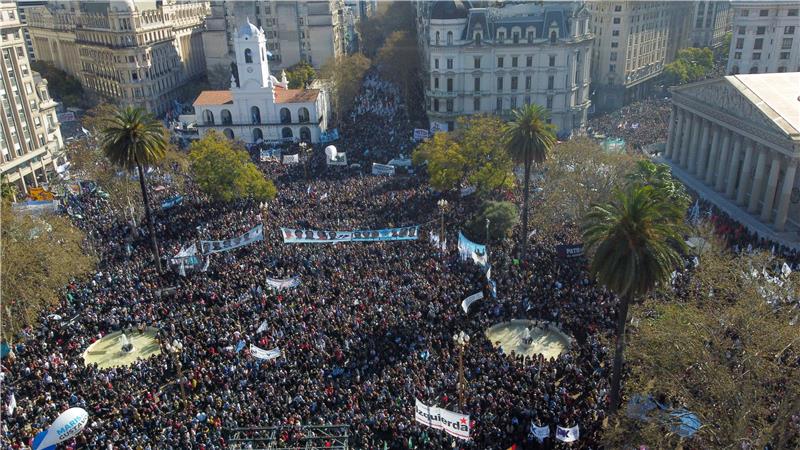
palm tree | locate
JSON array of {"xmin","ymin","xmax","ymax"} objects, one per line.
[
  {"xmin": 581, "ymin": 184, "xmax": 686, "ymax": 413},
  {"xmin": 504, "ymin": 104, "xmax": 556, "ymax": 257},
  {"xmin": 100, "ymin": 106, "xmax": 168, "ymax": 272}
]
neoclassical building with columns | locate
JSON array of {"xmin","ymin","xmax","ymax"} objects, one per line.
[{"xmin": 664, "ymin": 72, "xmax": 800, "ymax": 240}]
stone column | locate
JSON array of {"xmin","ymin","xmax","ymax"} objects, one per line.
[
  {"xmin": 736, "ymin": 139, "xmax": 755, "ymax": 205},
  {"xmin": 747, "ymin": 147, "xmax": 768, "ymax": 213},
  {"xmin": 760, "ymin": 156, "xmax": 782, "ymax": 222},
  {"xmin": 665, "ymin": 106, "xmax": 677, "ymax": 159},
  {"xmin": 683, "ymin": 115, "xmax": 701, "ymax": 169},
  {"xmin": 725, "ymin": 136, "xmax": 744, "ymax": 199},
  {"xmin": 775, "ymin": 161, "xmax": 798, "ymax": 231},
  {"xmin": 692, "ymin": 119, "xmax": 710, "ymax": 175},
  {"xmin": 678, "ymin": 113, "xmax": 694, "ymax": 168},
  {"xmin": 704, "ymin": 125, "xmax": 721, "ymax": 184}
]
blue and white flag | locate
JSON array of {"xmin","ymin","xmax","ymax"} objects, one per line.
[
  {"xmin": 281, "ymin": 226, "xmax": 419, "ymax": 244},
  {"xmin": 458, "ymin": 232, "xmax": 487, "ymax": 267},
  {"xmin": 555, "ymin": 425, "xmax": 579, "ymax": 443},
  {"xmin": 530, "ymin": 423, "xmax": 550, "ymax": 443},
  {"xmin": 250, "ymin": 344, "xmax": 281, "ymax": 360},
  {"xmin": 689, "ymin": 200, "xmax": 700, "ymax": 226},
  {"xmin": 235, "ymin": 340, "xmax": 246, "ymax": 353},
  {"xmin": 161, "ymin": 195, "xmax": 183, "ymax": 210}
]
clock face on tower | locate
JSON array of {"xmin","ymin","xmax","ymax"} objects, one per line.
[{"xmin": 247, "ymin": 67, "xmax": 254, "ymax": 73}]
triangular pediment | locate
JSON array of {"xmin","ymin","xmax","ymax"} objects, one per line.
[{"xmin": 673, "ymin": 78, "xmax": 791, "ymax": 139}]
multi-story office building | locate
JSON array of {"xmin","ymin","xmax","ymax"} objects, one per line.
[
  {"xmin": 0, "ymin": 0, "xmax": 64, "ymax": 195},
  {"xmin": 588, "ymin": 1, "xmax": 690, "ymax": 111},
  {"xmin": 416, "ymin": 1, "xmax": 593, "ymax": 136},
  {"xmin": 25, "ymin": 0, "xmax": 208, "ymax": 116},
  {"xmin": 15, "ymin": 0, "xmax": 47, "ymax": 61},
  {"xmin": 690, "ymin": 0, "xmax": 732, "ymax": 49},
  {"xmin": 726, "ymin": 1, "xmax": 799, "ymax": 75},
  {"xmin": 202, "ymin": 0, "xmax": 348, "ymax": 75}
]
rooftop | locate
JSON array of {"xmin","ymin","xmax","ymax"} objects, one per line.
[
  {"xmin": 726, "ymin": 72, "xmax": 800, "ymax": 137},
  {"xmin": 193, "ymin": 87, "xmax": 320, "ymax": 107}
]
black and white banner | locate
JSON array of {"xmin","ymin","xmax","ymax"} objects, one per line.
[
  {"xmin": 556, "ymin": 244, "xmax": 584, "ymax": 259},
  {"xmin": 415, "ymin": 399, "xmax": 471, "ymax": 441},
  {"xmin": 282, "ymin": 154, "xmax": 299, "ymax": 164},
  {"xmin": 555, "ymin": 425, "xmax": 579, "ymax": 443},
  {"xmin": 461, "ymin": 292, "xmax": 483, "ymax": 313},
  {"xmin": 200, "ymin": 224, "xmax": 263, "ymax": 254},
  {"xmin": 265, "ymin": 276, "xmax": 301, "ymax": 290},
  {"xmin": 371, "ymin": 163, "xmax": 396, "ymax": 176},
  {"xmin": 250, "ymin": 344, "xmax": 281, "ymax": 360},
  {"xmin": 281, "ymin": 226, "xmax": 419, "ymax": 244}
]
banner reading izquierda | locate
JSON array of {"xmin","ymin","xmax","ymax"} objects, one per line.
[
  {"xmin": 281, "ymin": 226, "xmax": 419, "ymax": 244},
  {"xmin": 415, "ymin": 398, "xmax": 471, "ymax": 440}
]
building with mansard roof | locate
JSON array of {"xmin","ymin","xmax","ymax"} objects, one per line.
[{"xmin": 192, "ymin": 18, "xmax": 330, "ymax": 144}]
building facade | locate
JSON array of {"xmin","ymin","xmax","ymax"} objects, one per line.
[
  {"xmin": 193, "ymin": 19, "xmax": 330, "ymax": 144},
  {"xmin": 726, "ymin": 1, "xmax": 799, "ymax": 75},
  {"xmin": 664, "ymin": 73, "xmax": 800, "ymax": 240},
  {"xmin": 0, "ymin": 0, "xmax": 63, "ymax": 195},
  {"xmin": 15, "ymin": 0, "xmax": 47, "ymax": 61},
  {"xmin": 202, "ymin": 0, "xmax": 348, "ymax": 76},
  {"xmin": 588, "ymin": 1, "xmax": 691, "ymax": 111},
  {"xmin": 26, "ymin": 0, "xmax": 208, "ymax": 116},
  {"xmin": 416, "ymin": 1, "xmax": 593, "ymax": 136},
  {"xmin": 689, "ymin": 0, "xmax": 732, "ymax": 49}
]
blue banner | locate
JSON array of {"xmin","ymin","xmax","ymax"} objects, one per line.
[
  {"xmin": 458, "ymin": 232, "xmax": 487, "ymax": 267},
  {"xmin": 281, "ymin": 226, "xmax": 419, "ymax": 244},
  {"xmin": 161, "ymin": 195, "xmax": 183, "ymax": 210},
  {"xmin": 320, "ymin": 128, "xmax": 340, "ymax": 143}
]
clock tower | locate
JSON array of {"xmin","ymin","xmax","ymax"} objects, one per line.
[{"xmin": 233, "ymin": 17, "xmax": 272, "ymax": 90}]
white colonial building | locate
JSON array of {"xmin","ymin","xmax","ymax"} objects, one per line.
[
  {"xmin": 664, "ymin": 72, "xmax": 800, "ymax": 245},
  {"xmin": 416, "ymin": 1, "xmax": 593, "ymax": 137},
  {"xmin": 193, "ymin": 18, "xmax": 330, "ymax": 144}
]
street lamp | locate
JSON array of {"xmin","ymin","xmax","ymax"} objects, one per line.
[
  {"xmin": 437, "ymin": 199, "xmax": 448, "ymax": 247},
  {"xmin": 299, "ymin": 141, "xmax": 310, "ymax": 180},
  {"xmin": 453, "ymin": 331, "xmax": 470, "ymax": 411},
  {"xmin": 260, "ymin": 201, "xmax": 269, "ymax": 230}
]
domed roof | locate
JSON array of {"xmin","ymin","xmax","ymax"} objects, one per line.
[
  {"xmin": 430, "ymin": 0, "xmax": 470, "ymax": 20},
  {"xmin": 238, "ymin": 17, "xmax": 261, "ymax": 39}
]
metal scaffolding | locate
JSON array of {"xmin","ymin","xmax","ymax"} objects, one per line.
[{"xmin": 226, "ymin": 425, "xmax": 350, "ymax": 450}]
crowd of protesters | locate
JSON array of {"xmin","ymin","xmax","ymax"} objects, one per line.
[{"xmin": 586, "ymin": 98, "xmax": 672, "ymax": 152}]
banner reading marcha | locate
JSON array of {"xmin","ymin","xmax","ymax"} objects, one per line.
[
  {"xmin": 415, "ymin": 399, "xmax": 471, "ymax": 440},
  {"xmin": 201, "ymin": 224, "xmax": 263, "ymax": 254},
  {"xmin": 281, "ymin": 226, "xmax": 419, "ymax": 244}
]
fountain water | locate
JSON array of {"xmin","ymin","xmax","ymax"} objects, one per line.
[{"xmin": 119, "ymin": 333, "xmax": 134, "ymax": 353}]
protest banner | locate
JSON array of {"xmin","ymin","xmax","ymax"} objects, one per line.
[
  {"xmin": 282, "ymin": 154, "xmax": 299, "ymax": 164},
  {"xmin": 371, "ymin": 163, "xmax": 396, "ymax": 176},
  {"xmin": 459, "ymin": 186, "xmax": 477, "ymax": 197},
  {"xmin": 555, "ymin": 425, "xmax": 579, "ymax": 443},
  {"xmin": 281, "ymin": 226, "xmax": 419, "ymax": 244},
  {"xmin": 556, "ymin": 244, "xmax": 585, "ymax": 259},
  {"xmin": 250, "ymin": 344, "xmax": 281, "ymax": 361},
  {"xmin": 265, "ymin": 276, "xmax": 301, "ymax": 290},
  {"xmin": 200, "ymin": 224, "xmax": 263, "ymax": 254},
  {"xmin": 461, "ymin": 292, "xmax": 484, "ymax": 313},
  {"xmin": 161, "ymin": 195, "xmax": 183, "ymax": 210},
  {"xmin": 458, "ymin": 232, "xmax": 487, "ymax": 267},
  {"xmin": 413, "ymin": 128, "xmax": 429, "ymax": 141},
  {"xmin": 260, "ymin": 148, "xmax": 281, "ymax": 162},
  {"xmin": 415, "ymin": 399, "xmax": 471, "ymax": 441}
]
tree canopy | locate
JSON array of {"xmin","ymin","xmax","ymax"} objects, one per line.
[
  {"xmin": 319, "ymin": 53, "xmax": 371, "ymax": 123},
  {"xmin": 30, "ymin": 61, "xmax": 96, "ymax": 109},
  {"xmin": 286, "ymin": 61, "xmax": 316, "ymax": 89},
  {"xmin": 465, "ymin": 201, "xmax": 519, "ymax": 244},
  {"xmin": 188, "ymin": 131, "xmax": 276, "ymax": 202},
  {"xmin": 376, "ymin": 30, "xmax": 421, "ymax": 113},
  {"xmin": 663, "ymin": 47, "xmax": 714, "ymax": 85},
  {"xmin": 412, "ymin": 115, "xmax": 514, "ymax": 194},
  {"xmin": 356, "ymin": 1, "xmax": 416, "ymax": 58},
  {"xmin": 1, "ymin": 208, "xmax": 95, "ymax": 339}
]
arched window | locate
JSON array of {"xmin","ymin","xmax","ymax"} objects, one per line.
[
  {"xmin": 251, "ymin": 106, "xmax": 261, "ymax": 124},
  {"xmin": 550, "ymin": 30, "xmax": 557, "ymax": 44},
  {"xmin": 244, "ymin": 48, "xmax": 253, "ymax": 63},
  {"xmin": 281, "ymin": 127, "xmax": 293, "ymax": 139},
  {"xmin": 475, "ymin": 32, "xmax": 482, "ymax": 45},
  {"xmin": 253, "ymin": 128, "xmax": 263, "ymax": 142},
  {"xmin": 299, "ymin": 126, "xmax": 311, "ymax": 141},
  {"xmin": 447, "ymin": 31, "xmax": 453, "ymax": 45},
  {"xmin": 280, "ymin": 107, "xmax": 291, "ymax": 124},
  {"xmin": 203, "ymin": 109, "xmax": 214, "ymax": 125},
  {"xmin": 223, "ymin": 128, "xmax": 234, "ymax": 139},
  {"xmin": 298, "ymin": 107, "xmax": 310, "ymax": 123},
  {"xmin": 435, "ymin": 31, "xmax": 440, "ymax": 45},
  {"xmin": 221, "ymin": 109, "xmax": 232, "ymax": 125}
]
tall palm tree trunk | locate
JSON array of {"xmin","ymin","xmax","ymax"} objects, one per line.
[
  {"xmin": 520, "ymin": 156, "xmax": 531, "ymax": 258},
  {"xmin": 135, "ymin": 158, "xmax": 162, "ymax": 273},
  {"xmin": 609, "ymin": 294, "xmax": 631, "ymax": 413}
]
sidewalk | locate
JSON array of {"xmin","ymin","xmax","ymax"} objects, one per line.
[{"xmin": 655, "ymin": 156, "xmax": 800, "ymax": 251}]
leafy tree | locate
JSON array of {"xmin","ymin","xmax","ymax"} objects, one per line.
[
  {"xmin": 466, "ymin": 201, "xmax": 519, "ymax": 243},
  {"xmin": 604, "ymin": 242, "xmax": 799, "ymax": 448},
  {"xmin": 625, "ymin": 159, "xmax": 691, "ymax": 210},
  {"xmin": 664, "ymin": 47, "xmax": 714, "ymax": 85},
  {"xmin": 319, "ymin": 53, "xmax": 371, "ymax": 123},
  {"xmin": 30, "ymin": 61, "xmax": 96, "ymax": 109},
  {"xmin": 1, "ymin": 175, "xmax": 18, "ymax": 202},
  {"xmin": 286, "ymin": 61, "xmax": 316, "ymax": 89},
  {"xmin": 413, "ymin": 115, "xmax": 514, "ymax": 194},
  {"xmin": 100, "ymin": 106, "xmax": 168, "ymax": 272},
  {"xmin": 530, "ymin": 138, "xmax": 639, "ymax": 237},
  {"xmin": 357, "ymin": 1, "xmax": 415, "ymax": 58},
  {"xmin": 582, "ymin": 184, "xmax": 687, "ymax": 412},
  {"xmin": 504, "ymin": 104, "xmax": 556, "ymax": 257},
  {"xmin": 376, "ymin": 31, "xmax": 421, "ymax": 110},
  {"xmin": 1, "ymin": 208, "xmax": 95, "ymax": 340},
  {"xmin": 188, "ymin": 131, "xmax": 276, "ymax": 202},
  {"xmin": 206, "ymin": 63, "xmax": 233, "ymax": 89}
]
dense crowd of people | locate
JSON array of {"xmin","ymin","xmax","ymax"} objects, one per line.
[{"xmin": 586, "ymin": 98, "xmax": 672, "ymax": 152}]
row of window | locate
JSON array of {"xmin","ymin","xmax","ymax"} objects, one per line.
[
  {"xmin": 431, "ymin": 96, "xmax": 558, "ymax": 114},
  {"xmin": 202, "ymin": 107, "xmax": 312, "ymax": 126},
  {"xmin": 218, "ymin": 126, "xmax": 311, "ymax": 142},
  {"xmin": 433, "ymin": 74, "xmax": 557, "ymax": 92},
  {"xmin": 433, "ymin": 28, "xmax": 561, "ymax": 46},
  {"xmin": 434, "ymin": 53, "xmax": 570, "ymax": 71},
  {"xmin": 739, "ymin": 8, "xmax": 798, "ymax": 17},
  {"xmin": 735, "ymin": 37, "xmax": 794, "ymax": 51},
  {"xmin": 738, "ymin": 25, "xmax": 795, "ymax": 36},
  {"xmin": 733, "ymin": 51, "xmax": 794, "ymax": 61}
]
